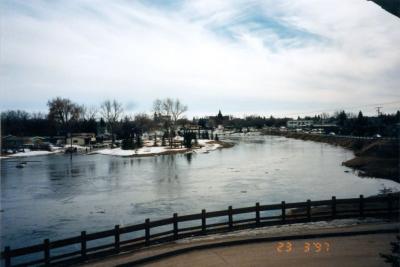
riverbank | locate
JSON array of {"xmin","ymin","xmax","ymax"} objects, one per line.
[
  {"xmin": 263, "ymin": 131, "xmax": 399, "ymax": 182},
  {"xmin": 0, "ymin": 140, "xmax": 234, "ymax": 159}
]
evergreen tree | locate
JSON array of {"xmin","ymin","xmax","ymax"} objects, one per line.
[
  {"xmin": 135, "ymin": 134, "xmax": 143, "ymax": 148},
  {"xmin": 183, "ymin": 130, "xmax": 196, "ymax": 148},
  {"xmin": 357, "ymin": 111, "xmax": 364, "ymax": 120},
  {"xmin": 121, "ymin": 135, "xmax": 135, "ymax": 150},
  {"xmin": 336, "ymin": 110, "xmax": 348, "ymax": 127}
]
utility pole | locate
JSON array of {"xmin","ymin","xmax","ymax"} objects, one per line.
[{"xmin": 376, "ymin": 106, "xmax": 382, "ymax": 116}]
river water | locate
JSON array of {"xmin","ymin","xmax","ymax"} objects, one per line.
[{"xmin": 1, "ymin": 135, "xmax": 399, "ymax": 250}]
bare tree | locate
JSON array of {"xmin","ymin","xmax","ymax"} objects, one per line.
[
  {"xmin": 134, "ymin": 113, "xmax": 154, "ymax": 133},
  {"xmin": 100, "ymin": 100, "xmax": 123, "ymax": 147},
  {"xmin": 320, "ymin": 112, "xmax": 330, "ymax": 121},
  {"xmin": 171, "ymin": 99, "xmax": 188, "ymax": 125},
  {"xmin": 153, "ymin": 99, "xmax": 163, "ymax": 115},
  {"xmin": 82, "ymin": 105, "xmax": 98, "ymax": 121},
  {"xmin": 154, "ymin": 98, "xmax": 188, "ymax": 126},
  {"xmin": 152, "ymin": 98, "xmax": 188, "ymax": 147},
  {"xmin": 47, "ymin": 97, "xmax": 82, "ymax": 136}
]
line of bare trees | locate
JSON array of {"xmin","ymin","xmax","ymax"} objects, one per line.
[
  {"xmin": 45, "ymin": 98, "xmax": 128, "ymax": 147},
  {"xmin": 19, "ymin": 97, "xmax": 189, "ymax": 148}
]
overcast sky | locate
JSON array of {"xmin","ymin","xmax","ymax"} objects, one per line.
[{"xmin": 1, "ymin": 0, "xmax": 399, "ymax": 118}]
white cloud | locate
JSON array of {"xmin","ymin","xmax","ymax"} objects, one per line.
[{"xmin": 1, "ymin": 0, "xmax": 399, "ymax": 117}]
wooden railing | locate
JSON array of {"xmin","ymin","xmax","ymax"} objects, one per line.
[{"xmin": 2, "ymin": 195, "xmax": 398, "ymax": 267}]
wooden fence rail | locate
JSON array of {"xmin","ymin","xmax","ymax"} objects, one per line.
[{"xmin": 2, "ymin": 195, "xmax": 399, "ymax": 267}]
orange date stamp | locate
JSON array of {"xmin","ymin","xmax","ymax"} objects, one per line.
[{"xmin": 276, "ymin": 241, "xmax": 331, "ymax": 253}]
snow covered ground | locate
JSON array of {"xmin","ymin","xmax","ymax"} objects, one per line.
[
  {"xmin": 93, "ymin": 140, "xmax": 222, "ymax": 157},
  {"xmin": 227, "ymin": 131, "xmax": 262, "ymax": 137},
  {"xmin": 195, "ymin": 140, "xmax": 222, "ymax": 153},
  {"xmin": 1, "ymin": 148, "xmax": 63, "ymax": 159},
  {"xmin": 1, "ymin": 140, "xmax": 226, "ymax": 159},
  {"xmin": 93, "ymin": 146, "xmax": 186, "ymax": 156}
]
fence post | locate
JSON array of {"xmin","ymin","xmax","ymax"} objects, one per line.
[
  {"xmin": 281, "ymin": 201, "xmax": 286, "ymax": 223},
  {"xmin": 332, "ymin": 196, "xmax": 336, "ymax": 218},
  {"xmin": 4, "ymin": 246, "xmax": 11, "ymax": 267},
  {"xmin": 388, "ymin": 195, "xmax": 393, "ymax": 218},
  {"xmin": 359, "ymin": 195, "xmax": 364, "ymax": 218},
  {"xmin": 228, "ymin": 206, "xmax": 233, "ymax": 230},
  {"xmin": 114, "ymin": 225, "xmax": 120, "ymax": 252},
  {"xmin": 173, "ymin": 213, "xmax": 178, "ymax": 240},
  {"xmin": 145, "ymin": 219, "xmax": 150, "ymax": 246},
  {"xmin": 201, "ymin": 209, "xmax": 206, "ymax": 234},
  {"xmin": 307, "ymin": 200, "xmax": 311, "ymax": 221},
  {"xmin": 255, "ymin": 202, "xmax": 260, "ymax": 226},
  {"xmin": 81, "ymin": 231, "xmax": 87, "ymax": 260},
  {"xmin": 44, "ymin": 239, "xmax": 50, "ymax": 266}
]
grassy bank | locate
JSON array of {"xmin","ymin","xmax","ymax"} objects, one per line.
[{"xmin": 263, "ymin": 131, "xmax": 399, "ymax": 182}]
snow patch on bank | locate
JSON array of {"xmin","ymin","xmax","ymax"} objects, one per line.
[
  {"xmin": 195, "ymin": 140, "xmax": 221, "ymax": 153},
  {"xmin": 2, "ymin": 149, "xmax": 63, "ymax": 158},
  {"xmin": 94, "ymin": 146, "xmax": 186, "ymax": 156},
  {"xmin": 93, "ymin": 140, "xmax": 222, "ymax": 157}
]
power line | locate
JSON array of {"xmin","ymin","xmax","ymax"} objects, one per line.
[{"xmin": 280, "ymin": 101, "xmax": 400, "ymax": 117}]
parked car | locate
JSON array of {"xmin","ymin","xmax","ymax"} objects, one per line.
[{"xmin": 373, "ymin": 134, "xmax": 381, "ymax": 138}]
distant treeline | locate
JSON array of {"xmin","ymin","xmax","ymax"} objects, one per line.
[
  {"xmin": 1, "ymin": 97, "xmax": 399, "ymax": 138},
  {"xmin": 331, "ymin": 110, "xmax": 399, "ymax": 137},
  {"xmin": 223, "ymin": 111, "xmax": 399, "ymax": 137}
]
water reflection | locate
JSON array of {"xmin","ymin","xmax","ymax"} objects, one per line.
[
  {"xmin": 185, "ymin": 153, "xmax": 193, "ymax": 164},
  {"xmin": 1, "ymin": 136, "xmax": 399, "ymax": 250}
]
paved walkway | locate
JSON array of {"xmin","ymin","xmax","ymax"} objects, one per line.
[
  {"xmin": 142, "ymin": 234, "xmax": 395, "ymax": 267},
  {"xmin": 82, "ymin": 221, "xmax": 398, "ymax": 267}
]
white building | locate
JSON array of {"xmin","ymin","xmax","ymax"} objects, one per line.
[
  {"xmin": 286, "ymin": 120, "xmax": 313, "ymax": 128},
  {"xmin": 66, "ymin": 133, "xmax": 96, "ymax": 146}
]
